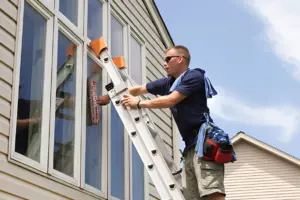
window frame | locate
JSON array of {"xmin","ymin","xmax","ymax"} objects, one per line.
[
  {"xmin": 82, "ymin": 0, "xmax": 109, "ymax": 197},
  {"xmin": 55, "ymin": 0, "xmax": 84, "ymax": 38},
  {"xmin": 9, "ymin": 1, "xmax": 150, "ymax": 199},
  {"xmin": 128, "ymin": 27, "xmax": 148, "ymax": 200},
  {"xmin": 80, "ymin": 48, "xmax": 108, "ymax": 198},
  {"xmin": 9, "ymin": 0, "xmax": 54, "ymax": 173},
  {"xmin": 107, "ymin": 6, "xmax": 130, "ymax": 200},
  {"xmin": 48, "ymin": 21, "xmax": 83, "ymax": 186}
]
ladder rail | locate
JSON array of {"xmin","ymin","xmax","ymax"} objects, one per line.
[{"xmin": 92, "ymin": 38, "xmax": 185, "ymax": 200}]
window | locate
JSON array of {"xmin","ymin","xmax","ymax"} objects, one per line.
[
  {"xmin": 110, "ymin": 13, "xmax": 126, "ymax": 200},
  {"xmin": 129, "ymin": 33, "xmax": 146, "ymax": 200},
  {"xmin": 11, "ymin": 1, "xmax": 148, "ymax": 199},
  {"xmin": 59, "ymin": 0, "xmax": 78, "ymax": 25},
  {"xmin": 88, "ymin": 0, "xmax": 103, "ymax": 40},
  {"xmin": 84, "ymin": 57, "xmax": 103, "ymax": 190},
  {"xmin": 15, "ymin": 1, "xmax": 47, "ymax": 163},
  {"xmin": 11, "ymin": 0, "xmax": 53, "ymax": 172},
  {"xmin": 111, "ymin": 14, "xmax": 124, "ymax": 57},
  {"xmin": 52, "ymin": 32, "xmax": 77, "ymax": 177}
]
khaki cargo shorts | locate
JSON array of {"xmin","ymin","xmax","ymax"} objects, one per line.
[{"xmin": 182, "ymin": 148, "xmax": 226, "ymax": 200}]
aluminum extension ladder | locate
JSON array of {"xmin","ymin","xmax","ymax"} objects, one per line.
[{"xmin": 90, "ymin": 37, "xmax": 185, "ymax": 200}]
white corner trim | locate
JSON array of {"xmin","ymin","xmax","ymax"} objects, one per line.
[{"xmin": 143, "ymin": 0, "xmax": 174, "ymax": 48}]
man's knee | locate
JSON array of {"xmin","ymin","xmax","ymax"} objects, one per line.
[{"xmin": 206, "ymin": 192, "xmax": 225, "ymax": 200}]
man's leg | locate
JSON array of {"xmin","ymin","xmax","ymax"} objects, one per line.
[
  {"xmin": 182, "ymin": 149, "xmax": 201, "ymax": 200},
  {"xmin": 193, "ymin": 152, "xmax": 226, "ymax": 200}
]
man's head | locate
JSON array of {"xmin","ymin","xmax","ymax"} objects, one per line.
[{"xmin": 164, "ymin": 45, "xmax": 191, "ymax": 78}]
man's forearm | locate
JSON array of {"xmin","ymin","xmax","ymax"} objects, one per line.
[
  {"xmin": 139, "ymin": 95, "xmax": 175, "ymax": 109},
  {"xmin": 128, "ymin": 84, "xmax": 148, "ymax": 96}
]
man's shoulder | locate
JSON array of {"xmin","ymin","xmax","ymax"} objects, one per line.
[{"xmin": 184, "ymin": 68, "xmax": 205, "ymax": 79}]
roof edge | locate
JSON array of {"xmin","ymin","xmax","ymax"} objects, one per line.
[
  {"xmin": 143, "ymin": 0, "xmax": 175, "ymax": 48},
  {"xmin": 232, "ymin": 132, "xmax": 300, "ymax": 168}
]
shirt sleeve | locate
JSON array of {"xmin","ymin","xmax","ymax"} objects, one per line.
[
  {"xmin": 146, "ymin": 78, "xmax": 169, "ymax": 96},
  {"xmin": 175, "ymin": 70, "xmax": 205, "ymax": 97}
]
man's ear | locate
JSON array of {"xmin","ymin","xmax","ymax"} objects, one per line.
[{"xmin": 178, "ymin": 56, "xmax": 184, "ymax": 64}]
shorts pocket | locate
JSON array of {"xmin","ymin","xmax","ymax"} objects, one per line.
[{"xmin": 200, "ymin": 160, "xmax": 224, "ymax": 189}]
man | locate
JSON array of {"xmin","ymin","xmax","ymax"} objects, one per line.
[{"xmin": 119, "ymin": 45, "xmax": 226, "ymax": 200}]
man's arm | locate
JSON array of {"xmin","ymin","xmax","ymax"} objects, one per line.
[
  {"xmin": 128, "ymin": 84, "xmax": 148, "ymax": 96},
  {"xmin": 96, "ymin": 84, "xmax": 148, "ymax": 106},
  {"xmin": 121, "ymin": 91, "xmax": 186, "ymax": 109}
]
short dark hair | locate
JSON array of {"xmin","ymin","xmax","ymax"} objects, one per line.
[{"xmin": 166, "ymin": 45, "xmax": 191, "ymax": 65}]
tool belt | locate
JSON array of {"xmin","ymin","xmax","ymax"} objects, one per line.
[{"xmin": 202, "ymin": 126, "xmax": 234, "ymax": 164}]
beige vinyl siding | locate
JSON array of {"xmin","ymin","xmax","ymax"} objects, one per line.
[
  {"xmin": 225, "ymin": 141, "xmax": 300, "ymax": 200},
  {"xmin": 0, "ymin": 154, "xmax": 101, "ymax": 200},
  {"xmin": 0, "ymin": 0, "xmax": 17, "ymax": 156},
  {"xmin": 112, "ymin": 1, "xmax": 174, "ymax": 199},
  {"xmin": 0, "ymin": 190, "xmax": 24, "ymax": 200}
]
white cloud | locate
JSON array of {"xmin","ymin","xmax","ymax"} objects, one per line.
[
  {"xmin": 208, "ymin": 87, "xmax": 300, "ymax": 143},
  {"xmin": 244, "ymin": 0, "xmax": 300, "ymax": 80}
]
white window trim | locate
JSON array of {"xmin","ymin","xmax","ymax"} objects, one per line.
[
  {"xmin": 39, "ymin": 0, "xmax": 55, "ymax": 13},
  {"xmin": 80, "ymin": 48, "xmax": 108, "ymax": 198},
  {"xmin": 128, "ymin": 26, "xmax": 149, "ymax": 200},
  {"xmin": 9, "ymin": 0, "xmax": 53, "ymax": 173},
  {"xmin": 108, "ymin": 6, "xmax": 130, "ymax": 200},
  {"xmin": 54, "ymin": 0, "xmax": 84, "ymax": 39},
  {"xmin": 48, "ymin": 21, "xmax": 83, "ymax": 186}
]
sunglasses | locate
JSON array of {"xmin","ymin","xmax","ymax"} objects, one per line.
[{"xmin": 164, "ymin": 56, "xmax": 187, "ymax": 63}]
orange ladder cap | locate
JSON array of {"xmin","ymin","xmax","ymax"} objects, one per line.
[
  {"xmin": 90, "ymin": 37, "xmax": 108, "ymax": 57},
  {"xmin": 112, "ymin": 56, "xmax": 125, "ymax": 69},
  {"xmin": 66, "ymin": 43, "xmax": 76, "ymax": 56}
]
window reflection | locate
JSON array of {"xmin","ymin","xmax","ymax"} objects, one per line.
[
  {"xmin": 85, "ymin": 58, "xmax": 102, "ymax": 189},
  {"xmin": 111, "ymin": 15, "xmax": 123, "ymax": 57},
  {"xmin": 110, "ymin": 14, "xmax": 125, "ymax": 200},
  {"xmin": 88, "ymin": 0, "xmax": 103, "ymax": 40},
  {"xmin": 59, "ymin": 0, "xmax": 78, "ymax": 25},
  {"xmin": 130, "ymin": 36, "xmax": 144, "ymax": 200},
  {"xmin": 53, "ymin": 32, "xmax": 77, "ymax": 177},
  {"xmin": 15, "ymin": 2, "xmax": 47, "ymax": 162}
]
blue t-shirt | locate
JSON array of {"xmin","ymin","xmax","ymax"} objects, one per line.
[{"xmin": 146, "ymin": 68, "xmax": 211, "ymax": 147}]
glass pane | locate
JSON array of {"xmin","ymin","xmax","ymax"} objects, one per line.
[
  {"xmin": 15, "ymin": 2, "xmax": 47, "ymax": 162},
  {"xmin": 111, "ymin": 15, "xmax": 123, "ymax": 57},
  {"xmin": 59, "ymin": 0, "xmax": 78, "ymax": 25},
  {"xmin": 130, "ymin": 36, "xmax": 144, "ymax": 200},
  {"xmin": 85, "ymin": 57, "xmax": 102, "ymax": 189},
  {"xmin": 132, "ymin": 145, "xmax": 144, "ymax": 200},
  {"xmin": 130, "ymin": 36, "xmax": 142, "ymax": 84},
  {"xmin": 53, "ymin": 32, "xmax": 77, "ymax": 177},
  {"xmin": 88, "ymin": 0, "xmax": 103, "ymax": 40},
  {"xmin": 111, "ymin": 106, "xmax": 124, "ymax": 199},
  {"xmin": 110, "ymin": 14, "xmax": 125, "ymax": 199}
]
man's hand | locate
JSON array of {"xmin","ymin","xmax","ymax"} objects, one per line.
[
  {"xmin": 120, "ymin": 94, "xmax": 140, "ymax": 109},
  {"xmin": 97, "ymin": 95, "xmax": 110, "ymax": 105}
]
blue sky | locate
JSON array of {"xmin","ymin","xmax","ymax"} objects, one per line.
[{"xmin": 155, "ymin": 0, "xmax": 300, "ymax": 159}]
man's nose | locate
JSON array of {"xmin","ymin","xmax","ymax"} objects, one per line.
[{"xmin": 163, "ymin": 62, "xmax": 167, "ymax": 68}]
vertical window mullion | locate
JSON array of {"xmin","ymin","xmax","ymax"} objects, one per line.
[{"xmin": 81, "ymin": 42, "xmax": 88, "ymax": 190}]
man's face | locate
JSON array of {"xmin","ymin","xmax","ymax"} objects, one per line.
[{"xmin": 163, "ymin": 49, "xmax": 183, "ymax": 77}]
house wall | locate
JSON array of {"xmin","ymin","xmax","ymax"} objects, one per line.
[
  {"xmin": 0, "ymin": 0, "xmax": 174, "ymax": 199},
  {"xmin": 224, "ymin": 141, "xmax": 300, "ymax": 200}
]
